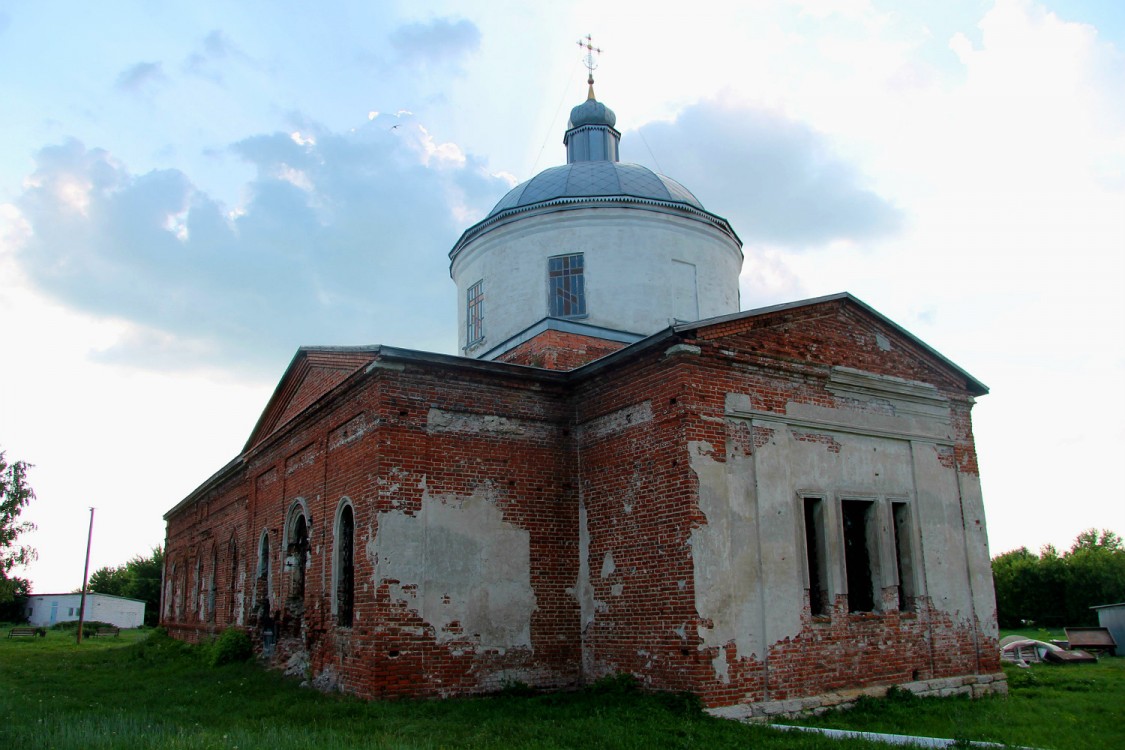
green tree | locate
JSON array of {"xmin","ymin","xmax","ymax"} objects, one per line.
[
  {"xmin": 87, "ymin": 546, "xmax": 163, "ymax": 626},
  {"xmin": 992, "ymin": 529, "xmax": 1125, "ymax": 628},
  {"xmin": 1, "ymin": 449, "xmax": 37, "ymax": 605}
]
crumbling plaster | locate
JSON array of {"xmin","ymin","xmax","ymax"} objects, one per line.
[
  {"xmin": 371, "ymin": 479, "xmax": 536, "ymax": 650},
  {"xmin": 688, "ymin": 380, "xmax": 990, "ymax": 682}
]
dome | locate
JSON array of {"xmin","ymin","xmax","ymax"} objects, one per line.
[
  {"xmin": 486, "ymin": 161, "xmax": 705, "ymax": 218},
  {"xmin": 568, "ymin": 97, "xmax": 616, "ymax": 129}
]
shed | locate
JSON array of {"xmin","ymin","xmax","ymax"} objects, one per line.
[
  {"xmin": 1091, "ymin": 602, "xmax": 1125, "ymax": 656},
  {"xmin": 26, "ymin": 593, "xmax": 145, "ymax": 629}
]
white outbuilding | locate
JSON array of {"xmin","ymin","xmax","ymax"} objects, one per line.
[{"xmin": 25, "ymin": 592, "xmax": 145, "ymax": 629}]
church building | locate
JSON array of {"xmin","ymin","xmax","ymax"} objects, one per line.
[{"xmin": 163, "ymin": 71, "xmax": 1004, "ymax": 714}]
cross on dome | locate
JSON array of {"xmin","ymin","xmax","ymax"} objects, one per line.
[{"xmin": 577, "ymin": 34, "xmax": 602, "ymax": 99}]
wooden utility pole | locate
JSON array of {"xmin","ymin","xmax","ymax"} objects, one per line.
[{"xmin": 76, "ymin": 507, "xmax": 95, "ymax": 644}]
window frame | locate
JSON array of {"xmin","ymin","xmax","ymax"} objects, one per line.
[
  {"xmin": 466, "ymin": 279, "xmax": 484, "ymax": 347},
  {"xmin": 548, "ymin": 253, "xmax": 587, "ymax": 318}
]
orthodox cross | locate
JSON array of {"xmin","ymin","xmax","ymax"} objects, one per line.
[{"xmin": 577, "ymin": 34, "xmax": 603, "ymax": 89}]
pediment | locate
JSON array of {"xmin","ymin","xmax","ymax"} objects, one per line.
[
  {"xmin": 243, "ymin": 347, "xmax": 379, "ymax": 451},
  {"xmin": 679, "ymin": 293, "xmax": 987, "ymax": 397}
]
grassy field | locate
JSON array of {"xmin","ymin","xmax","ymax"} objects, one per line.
[{"xmin": 1, "ymin": 626, "xmax": 1121, "ymax": 749}]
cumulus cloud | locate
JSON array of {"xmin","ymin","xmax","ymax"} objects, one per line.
[
  {"xmin": 390, "ymin": 18, "xmax": 480, "ymax": 69},
  {"xmin": 9, "ymin": 121, "xmax": 511, "ymax": 373},
  {"xmin": 115, "ymin": 61, "xmax": 166, "ymax": 94},
  {"xmin": 628, "ymin": 101, "xmax": 902, "ymax": 247}
]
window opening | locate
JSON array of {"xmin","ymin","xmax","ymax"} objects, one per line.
[
  {"xmin": 195, "ymin": 557, "xmax": 204, "ymax": 621},
  {"xmin": 336, "ymin": 504, "xmax": 355, "ymax": 627},
  {"xmin": 207, "ymin": 546, "xmax": 217, "ymax": 623},
  {"xmin": 228, "ymin": 540, "xmax": 239, "ymax": 624},
  {"xmin": 466, "ymin": 280, "xmax": 484, "ymax": 346},
  {"xmin": 255, "ymin": 532, "xmax": 270, "ymax": 621},
  {"xmin": 549, "ymin": 253, "xmax": 586, "ymax": 317},
  {"xmin": 892, "ymin": 502, "xmax": 917, "ymax": 611},
  {"xmin": 842, "ymin": 500, "xmax": 876, "ymax": 613},
  {"xmin": 285, "ymin": 511, "xmax": 309, "ymax": 620},
  {"xmin": 803, "ymin": 497, "xmax": 829, "ymax": 616}
]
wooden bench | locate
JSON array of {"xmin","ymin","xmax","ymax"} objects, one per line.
[
  {"xmin": 92, "ymin": 627, "xmax": 120, "ymax": 638},
  {"xmin": 7, "ymin": 627, "xmax": 43, "ymax": 638}
]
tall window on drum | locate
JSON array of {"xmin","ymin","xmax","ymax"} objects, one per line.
[
  {"xmin": 466, "ymin": 280, "xmax": 484, "ymax": 346},
  {"xmin": 549, "ymin": 253, "xmax": 586, "ymax": 317}
]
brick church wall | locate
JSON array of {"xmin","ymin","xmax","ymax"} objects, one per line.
[{"xmin": 164, "ymin": 296, "xmax": 1001, "ymax": 709}]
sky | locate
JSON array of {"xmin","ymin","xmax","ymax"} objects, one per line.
[{"xmin": 1, "ymin": 0, "xmax": 1122, "ymax": 594}]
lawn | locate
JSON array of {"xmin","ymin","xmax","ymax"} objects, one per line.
[{"xmin": 1, "ymin": 625, "xmax": 1121, "ymax": 749}]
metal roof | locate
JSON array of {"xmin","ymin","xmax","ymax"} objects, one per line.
[{"xmin": 487, "ymin": 161, "xmax": 704, "ymax": 217}]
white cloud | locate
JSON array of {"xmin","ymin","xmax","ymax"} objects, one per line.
[{"xmin": 9, "ymin": 118, "xmax": 512, "ymax": 373}]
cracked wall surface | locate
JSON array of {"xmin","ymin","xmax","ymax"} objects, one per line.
[{"xmin": 372, "ymin": 482, "xmax": 535, "ymax": 649}]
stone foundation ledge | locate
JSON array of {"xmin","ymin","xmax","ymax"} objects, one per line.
[{"xmin": 707, "ymin": 673, "xmax": 1009, "ymax": 722}]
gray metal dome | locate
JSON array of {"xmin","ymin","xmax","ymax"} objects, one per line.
[
  {"xmin": 487, "ymin": 161, "xmax": 704, "ymax": 218},
  {"xmin": 568, "ymin": 98, "xmax": 616, "ymax": 129}
]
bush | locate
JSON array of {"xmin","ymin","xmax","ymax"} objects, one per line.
[
  {"xmin": 209, "ymin": 627, "xmax": 253, "ymax": 667},
  {"xmin": 50, "ymin": 620, "xmax": 116, "ymax": 638}
]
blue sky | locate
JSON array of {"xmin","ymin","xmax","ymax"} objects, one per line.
[{"xmin": 1, "ymin": 0, "xmax": 1122, "ymax": 593}]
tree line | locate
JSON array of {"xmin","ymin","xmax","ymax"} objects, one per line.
[
  {"xmin": 83, "ymin": 547, "xmax": 164, "ymax": 626},
  {"xmin": 992, "ymin": 528, "xmax": 1125, "ymax": 629}
]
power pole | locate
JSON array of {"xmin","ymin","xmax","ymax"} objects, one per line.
[{"xmin": 76, "ymin": 507, "xmax": 95, "ymax": 644}]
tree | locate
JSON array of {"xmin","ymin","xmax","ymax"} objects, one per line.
[
  {"xmin": 1, "ymin": 449, "xmax": 37, "ymax": 605},
  {"xmin": 992, "ymin": 529, "xmax": 1125, "ymax": 628},
  {"xmin": 87, "ymin": 546, "xmax": 164, "ymax": 626}
]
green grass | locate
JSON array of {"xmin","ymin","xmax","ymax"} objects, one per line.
[
  {"xmin": 0, "ymin": 627, "xmax": 877, "ymax": 749},
  {"xmin": 794, "ymin": 658, "xmax": 1125, "ymax": 750},
  {"xmin": 1, "ymin": 626, "xmax": 1122, "ymax": 749}
]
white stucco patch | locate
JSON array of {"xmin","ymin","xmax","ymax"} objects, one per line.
[
  {"xmin": 373, "ymin": 481, "xmax": 536, "ymax": 649},
  {"xmin": 600, "ymin": 551, "xmax": 616, "ymax": 579},
  {"xmin": 577, "ymin": 401, "xmax": 653, "ymax": 442},
  {"xmin": 688, "ymin": 438, "xmax": 792, "ymax": 681}
]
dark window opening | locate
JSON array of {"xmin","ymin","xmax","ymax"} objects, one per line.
[
  {"xmin": 842, "ymin": 500, "xmax": 876, "ymax": 613},
  {"xmin": 892, "ymin": 502, "xmax": 916, "ymax": 611},
  {"xmin": 228, "ymin": 541, "xmax": 239, "ymax": 624},
  {"xmin": 549, "ymin": 253, "xmax": 586, "ymax": 317},
  {"xmin": 207, "ymin": 546, "xmax": 217, "ymax": 623},
  {"xmin": 337, "ymin": 505, "xmax": 355, "ymax": 627},
  {"xmin": 804, "ymin": 497, "xmax": 829, "ymax": 616},
  {"xmin": 285, "ymin": 513, "xmax": 309, "ymax": 620},
  {"xmin": 255, "ymin": 533, "xmax": 270, "ymax": 620}
]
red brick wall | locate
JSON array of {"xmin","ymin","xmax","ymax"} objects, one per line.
[
  {"xmin": 495, "ymin": 330, "xmax": 627, "ymax": 370},
  {"xmin": 165, "ymin": 297, "xmax": 997, "ymax": 707}
]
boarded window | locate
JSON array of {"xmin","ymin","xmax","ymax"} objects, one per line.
[
  {"xmin": 549, "ymin": 253, "xmax": 586, "ymax": 317},
  {"xmin": 671, "ymin": 260, "xmax": 699, "ymax": 321},
  {"xmin": 842, "ymin": 499, "xmax": 877, "ymax": 613},
  {"xmin": 803, "ymin": 497, "xmax": 830, "ymax": 616}
]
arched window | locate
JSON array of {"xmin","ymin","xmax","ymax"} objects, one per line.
[
  {"xmin": 195, "ymin": 556, "xmax": 204, "ymax": 621},
  {"xmin": 335, "ymin": 501, "xmax": 355, "ymax": 627},
  {"xmin": 164, "ymin": 562, "xmax": 176, "ymax": 621},
  {"xmin": 228, "ymin": 537, "xmax": 240, "ymax": 625},
  {"xmin": 255, "ymin": 531, "xmax": 271, "ymax": 620},
  {"xmin": 176, "ymin": 561, "xmax": 187, "ymax": 620},
  {"xmin": 207, "ymin": 545, "xmax": 218, "ymax": 623},
  {"xmin": 284, "ymin": 502, "xmax": 310, "ymax": 620}
]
